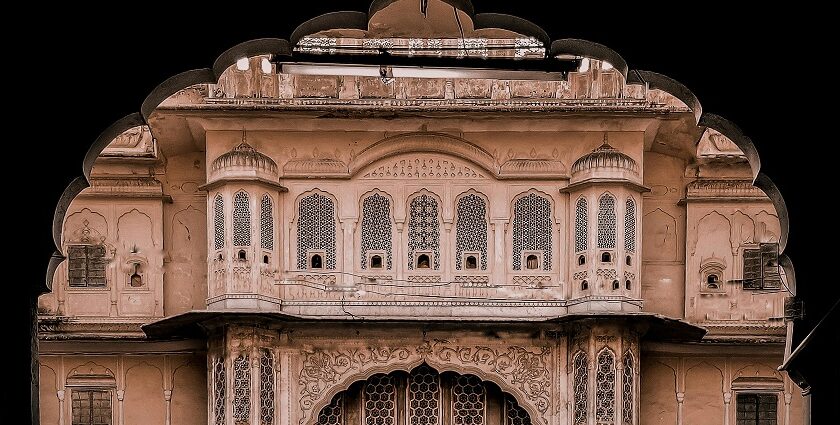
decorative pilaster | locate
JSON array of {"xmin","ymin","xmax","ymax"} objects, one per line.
[
  {"xmin": 164, "ymin": 389, "xmax": 172, "ymax": 425},
  {"xmin": 116, "ymin": 390, "xmax": 125, "ymax": 425},
  {"xmin": 57, "ymin": 390, "xmax": 65, "ymax": 425},
  {"xmin": 723, "ymin": 392, "xmax": 732, "ymax": 425}
]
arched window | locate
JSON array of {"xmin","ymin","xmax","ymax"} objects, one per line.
[
  {"xmin": 465, "ymin": 255, "xmax": 478, "ymax": 269},
  {"xmin": 625, "ymin": 280, "xmax": 631, "ymax": 290},
  {"xmin": 297, "ymin": 193, "xmax": 337, "ymax": 270},
  {"xmin": 260, "ymin": 350, "xmax": 275, "ymax": 425},
  {"xmin": 416, "ymin": 254, "xmax": 431, "ymax": 269},
  {"xmin": 597, "ymin": 194, "xmax": 616, "ymax": 249},
  {"xmin": 233, "ymin": 191, "xmax": 251, "ymax": 246},
  {"xmin": 407, "ymin": 194, "xmax": 440, "ymax": 270},
  {"xmin": 596, "ymin": 349, "xmax": 616, "ymax": 424},
  {"xmin": 512, "ymin": 193, "xmax": 552, "ymax": 271},
  {"xmin": 315, "ymin": 365, "xmax": 530, "ymax": 425},
  {"xmin": 261, "ymin": 194, "xmax": 274, "ymax": 250},
  {"xmin": 573, "ymin": 352, "xmax": 588, "ymax": 425},
  {"xmin": 612, "ymin": 280, "xmax": 620, "ymax": 290},
  {"xmin": 456, "ymin": 194, "xmax": 488, "ymax": 270},
  {"xmin": 578, "ymin": 255, "xmax": 586, "ymax": 266},
  {"xmin": 526, "ymin": 255, "xmax": 539, "ymax": 270},
  {"xmin": 622, "ymin": 352, "xmax": 634, "ymax": 425},
  {"xmin": 360, "ymin": 193, "xmax": 393, "ymax": 270},
  {"xmin": 370, "ymin": 255, "xmax": 383, "ymax": 269},
  {"xmin": 233, "ymin": 354, "xmax": 251, "ymax": 424},
  {"xmin": 575, "ymin": 198, "xmax": 588, "ymax": 253},
  {"xmin": 601, "ymin": 252, "xmax": 612, "ymax": 263},
  {"xmin": 310, "ymin": 254, "xmax": 323, "ymax": 269},
  {"xmin": 214, "ymin": 194, "xmax": 225, "ymax": 250},
  {"xmin": 581, "ymin": 280, "xmax": 589, "ymax": 290},
  {"xmin": 624, "ymin": 198, "xmax": 636, "ymax": 253}
]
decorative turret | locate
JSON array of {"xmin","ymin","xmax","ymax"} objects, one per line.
[
  {"xmin": 564, "ymin": 134, "xmax": 644, "ymax": 310},
  {"xmin": 204, "ymin": 137, "xmax": 285, "ymax": 311},
  {"xmin": 209, "ymin": 141, "xmax": 278, "ymax": 183},
  {"xmin": 570, "ymin": 136, "xmax": 640, "ymax": 185}
]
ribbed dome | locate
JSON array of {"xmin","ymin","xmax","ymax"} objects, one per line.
[
  {"xmin": 211, "ymin": 142, "xmax": 277, "ymax": 175},
  {"xmin": 571, "ymin": 141, "xmax": 638, "ymax": 176}
]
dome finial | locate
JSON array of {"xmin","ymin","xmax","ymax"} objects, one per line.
[{"xmin": 597, "ymin": 133, "xmax": 615, "ymax": 151}]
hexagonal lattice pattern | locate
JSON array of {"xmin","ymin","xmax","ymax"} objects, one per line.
[
  {"xmin": 624, "ymin": 198, "xmax": 636, "ymax": 253},
  {"xmin": 233, "ymin": 191, "xmax": 251, "ymax": 246},
  {"xmin": 504, "ymin": 396, "xmax": 531, "ymax": 425},
  {"xmin": 261, "ymin": 195, "xmax": 274, "ymax": 250},
  {"xmin": 573, "ymin": 352, "xmax": 588, "ymax": 425},
  {"xmin": 214, "ymin": 194, "xmax": 225, "ymax": 250},
  {"xmin": 511, "ymin": 193, "xmax": 552, "ymax": 271},
  {"xmin": 297, "ymin": 193, "xmax": 337, "ymax": 269},
  {"xmin": 364, "ymin": 374, "xmax": 396, "ymax": 425},
  {"xmin": 622, "ymin": 352, "xmax": 634, "ymax": 425},
  {"xmin": 575, "ymin": 198, "xmax": 588, "ymax": 253},
  {"xmin": 452, "ymin": 374, "xmax": 485, "ymax": 425},
  {"xmin": 455, "ymin": 194, "xmax": 488, "ymax": 270},
  {"xmin": 318, "ymin": 394, "xmax": 343, "ymax": 425},
  {"xmin": 360, "ymin": 193, "xmax": 393, "ymax": 269},
  {"xmin": 212, "ymin": 357, "xmax": 226, "ymax": 425},
  {"xmin": 407, "ymin": 194, "xmax": 441, "ymax": 270},
  {"xmin": 597, "ymin": 194, "xmax": 616, "ymax": 249},
  {"xmin": 595, "ymin": 349, "xmax": 616, "ymax": 423},
  {"xmin": 409, "ymin": 365, "xmax": 440, "ymax": 425}
]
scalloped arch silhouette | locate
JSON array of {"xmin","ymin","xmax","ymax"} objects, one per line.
[
  {"xmin": 303, "ymin": 358, "xmax": 544, "ymax": 425},
  {"xmin": 43, "ymin": 0, "xmax": 794, "ymax": 299}
]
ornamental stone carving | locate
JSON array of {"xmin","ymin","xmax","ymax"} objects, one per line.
[{"xmin": 298, "ymin": 340, "xmax": 551, "ymax": 425}]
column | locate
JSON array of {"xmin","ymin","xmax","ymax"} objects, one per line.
[
  {"xmin": 396, "ymin": 222, "xmax": 405, "ymax": 282},
  {"xmin": 116, "ymin": 390, "xmax": 125, "ymax": 425},
  {"xmin": 784, "ymin": 392, "xmax": 792, "ymax": 425},
  {"xmin": 57, "ymin": 390, "xmax": 65, "ymax": 425},
  {"xmin": 164, "ymin": 390, "xmax": 172, "ymax": 425},
  {"xmin": 252, "ymin": 347, "xmax": 260, "ymax": 425},
  {"xmin": 723, "ymin": 392, "xmax": 732, "ymax": 425},
  {"xmin": 492, "ymin": 220, "xmax": 506, "ymax": 285},
  {"xmin": 676, "ymin": 392, "xmax": 685, "ymax": 425},
  {"xmin": 341, "ymin": 220, "xmax": 355, "ymax": 286},
  {"xmin": 443, "ymin": 222, "xmax": 452, "ymax": 281}
]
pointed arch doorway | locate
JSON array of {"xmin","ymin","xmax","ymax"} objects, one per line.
[{"xmin": 315, "ymin": 364, "xmax": 531, "ymax": 425}]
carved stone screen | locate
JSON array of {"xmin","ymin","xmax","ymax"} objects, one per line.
[
  {"xmin": 573, "ymin": 352, "xmax": 588, "ymax": 425},
  {"xmin": 233, "ymin": 191, "xmax": 251, "ymax": 247},
  {"xmin": 452, "ymin": 374, "xmax": 485, "ymax": 425},
  {"xmin": 624, "ymin": 198, "xmax": 636, "ymax": 253},
  {"xmin": 595, "ymin": 349, "xmax": 616, "ymax": 423},
  {"xmin": 260, "ymin": 195, "xmax": 274, "ymax": 250},
  {"xmin": 297, "ymin": 193, "xmax": 337, "ymax": 269},
  {"xmin": 214, "ymin": 194, "xmax": 225, "ymax": 250},
  {"xmin": 511, "ymin": 193, "xmax": 552, "ymax": 270},
  {"xmin": 260, "ymin": 349, "xmax": 275, "ymax": 425},
  {"xmin": 212, "ymin": 357, "xmax": 226, "ymax": 425},
  {"xmin": 455, "ymin": 194, "xmax": 488, "ymax": 270},
  {"xmin": 598, "ymin": 194, "xmax": 616, "ymax": 249},
  {"xmin": 408, "ymin": 365, "xmax": 440, "ymax": 425},
  {"xmin": 622, "ymin": 352, "xmax": 634, "ymax": 425},
  {"xmin": 575, "ymin": 198, "xmax": 588, "ymax": 253},
  {"xmin": 364, "ymin": 374, "xmax": 397, "ymax": 425},
  {"xmin": 407, "ymin": 194, "xmax": 441, "ymax": 270},
  {"xmin": 233, "ymin": 354, "xmax": 251, "ymax": 423},
  {"xmin": 360, "ymin": 193, "xmax": 393, "ymax": 269}
]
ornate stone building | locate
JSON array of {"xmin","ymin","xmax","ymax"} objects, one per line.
[{"xmin": 38, "ymin": 2, "xmax": 804, "ymax": 424}]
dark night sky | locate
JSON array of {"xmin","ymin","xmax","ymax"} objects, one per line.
[{"xmin": 8, "ymin": 1, "xmax": 838, "ymax": 417}]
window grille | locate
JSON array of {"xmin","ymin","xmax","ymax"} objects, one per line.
[
  {"xmin": 67, "ymin": 245, "xmax": 107, "ymax": 287},
  {"xmin": 736, "ymin": 393, "xmax": 777, "ymax": 425},
  {"xmin": 364, "ymin": 374, "xmax": 397, "ymax": 425},
  {"xmin": 624, "ymin": 198, "xmax": 636, "ymax": 253},
  {"xmin": 260, "ymin": 350, "xmax": 275, "ymax": 425},
  {"xmin": 408, "ymin": 365, "xmax": 440, "ymax": 425},
  {"xmin": 360, "ymin": 193, "xmax": 393, "ymax": 270},
  {"xmin": 214, "ymin": 194, "xmax": 225, "ymax": 250},
  {"xmin": 598, "ymin": 194, "xmax": 616, "ymax": 249},
  {"xmin": 260, "ymin": 195, "xmax": 274, "ymax": 250},
  {"xmin": 233, "ymin": 192, "xmax": 251, "ymax": 246},
  {"xmin": 743, "ymin": 243, "xmax": 782, "ymax": 290},
  {"xmin": 512, "ymin": 193, "xmax": 552, "ymax": 271},
  {"xmin": 297, "ymin": 193, "xmax": 337, "ymax": 270},
  {"xmin": 212, "ymin": 357, "xmax": 226, "ymax": 425},
  {"xmin": 573, "ymin": 352, "xmax": 588, "ymax": 425},
  {"xmin": 575, "ymin": 198, "xmax": 588, "ymax": 253},
  {"xmin": 71, "ymin": 390, "xmax": 111, "ymax": 425},
  {"xmin": 456, "ymin": 194, "xmax": 488, "ymax": 270},
  {"xmin": 452, "ymin": 375, "xmax": 485, "ymax": 425},
  {"xmin": 318, "ymin": 394, "xmax": 344, "ymax": 425},
  {"xmin": 233, "ymin": 355, "xmax": 251, "ymax": 423},
  {"xmin": 595, "ymin": 349, "xmax": 616, "ymax": 423},
  {"xmin": 407, "ymin": 194, "xmax": 440, "ymax": 270},
  {"xmin": 622, "ymin": 352, "xmax": 634, "ymax": 425},
  {"xmin": 504, "ymin": 396, "xmax": 531, "ymax": 425}
]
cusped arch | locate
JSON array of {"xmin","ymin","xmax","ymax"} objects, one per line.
[
  {"xmin": 349, "ymin": 132, "xmax": 497, "ymax": 178},
  {"xmin": 305, "ymin": 358, "xmax": 545, "ymax": 425}
]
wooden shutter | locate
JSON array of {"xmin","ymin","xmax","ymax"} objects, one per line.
[
  {"xmin": 86, "ymin": 245, "xmax": 107, "ymax": 287},
  {"xmin": 742, "ymin": 248, "xmax": 763, "ymax": 289},
  {"xmin": 761, "ymin": 243, "xmax": 782, "ymax": 290},
  {"xmin": 67, "ymin": 245, "xmax": 87, "ymax": 287}
]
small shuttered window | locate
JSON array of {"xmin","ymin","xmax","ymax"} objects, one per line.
[
  {"xmin": 743, "ymin": 243, "xmax": 781, "ymax": 290},
  {"xmin": 68, "ymin": 245, "xmax": 107, "ymax": 287}
]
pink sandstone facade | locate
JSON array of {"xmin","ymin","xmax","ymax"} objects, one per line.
[{"xmin": 37, "ymin": 2, "xmax": 804, "ymax": 424}]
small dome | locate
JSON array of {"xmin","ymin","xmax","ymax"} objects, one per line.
[
  {"xmin": 571, "ymin": 140, "xmax": 638, "ymax": 176},
  {"xmin": 211, "ymin": 142, "xmax": 278, "ymax": 176}
]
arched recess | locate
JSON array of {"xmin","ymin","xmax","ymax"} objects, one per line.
[
  {"xmin": 454, "ymin": 189, "xmax": 490, "ymax": 271},
  {"xmin": 358, "ymin": 189, "xmax": 396, "ymax": 270},
  {"xmin": 304, "ymin": 359, "xmax": 545, "ymax": 425},
  {"xmin": 509, "ymin": 189, "xmax": 555, "ymax": 271},
  {"xmin": 349, "ymin": 132, "xmax": 497, "ymax": 178},
  {"xmin": 293, "ymin": 189, "xmax": 340, "ymax": 270}
]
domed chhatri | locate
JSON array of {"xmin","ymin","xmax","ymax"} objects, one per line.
[
  {"xmin": 210, "ymin": 140, "xmax": 278, "ymax": 181},
  {"xmin": 570, "ymin": 135, "xmax": 639, "ymax": 184}
]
